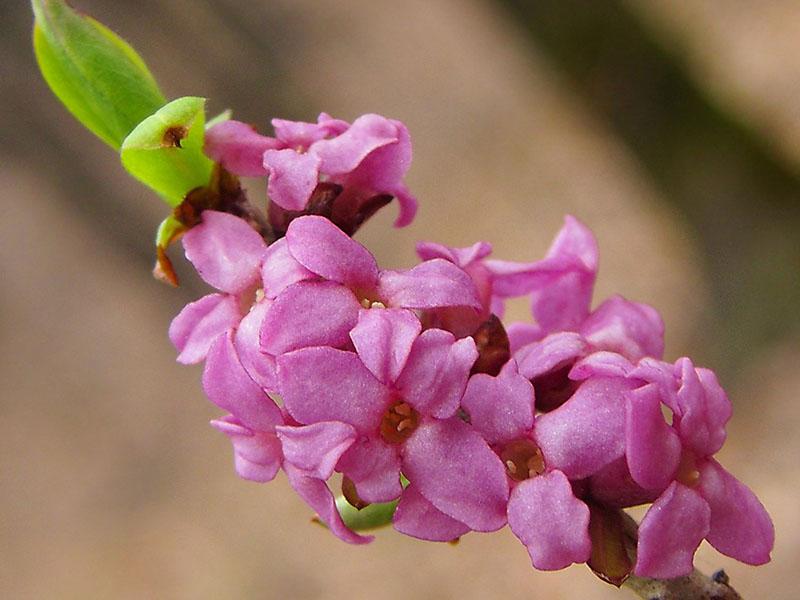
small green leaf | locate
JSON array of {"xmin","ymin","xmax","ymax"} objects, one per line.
[
  {"xmin": 121, "ymin": 97, "xmax": 214, "ymax": 206},
  {"xmin": 152, "ymin": 215, "xmax": 185, "ymax": 286},
  {"xmin": 206, "ymin": 109, "xmax": 233, "ymax": 130},
  {"xmin": 32, "ymin": 0, "xmax": 165, "ymax": 149},
  {"xmin": 334, "ymin": 495, "xmax": 398, "ymax": 531}
]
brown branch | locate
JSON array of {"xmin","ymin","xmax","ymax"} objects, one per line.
[{"xmin": 624, "ymin": 568, "xmax": 741, "ymax": 600}]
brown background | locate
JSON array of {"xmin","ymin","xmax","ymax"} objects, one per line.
[{"xmin": 2, "ymin": 1, "xmax": 799, "ymax": 598}]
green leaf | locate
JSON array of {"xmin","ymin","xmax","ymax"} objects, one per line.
[
  {"xmin": 334, "ymin": 495, "xmax": 398, "ymax": 531},
  {"xmin": 206, "ymin": 109, "xmax": 233, "ymax": 130},
  {"xmin": 121, "ymin": 97, "xmax": 214, "ymax": 206},
  {"xmin": 32, "ymin": 0, "xmax": 165, "ymax": 149},
  {"xmin": 152, "ymin": 215, "xmax": 185, "ymax": 286}
]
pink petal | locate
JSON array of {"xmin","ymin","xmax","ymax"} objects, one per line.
[
  {"xmin": 416, "ymin": 240, "xmax": 493, "ymax": 267},
  {"xmin": 340, "ymin": 116, "xmax": 412, "ymax": 189},
  {"xmin": 483, "ymin": 258, "xmax": 542, "ymax": 298},
  {"xmin": 322, "ymin": 116, "xmax": 417, "ymax": 228},
  {"xmin": 506, "ymin": 322, "xmax": 545, "ymax": 352},
  {"xmin": 182, "ymin": 211, "xmax": 266, "ymax": 294},
  {"xmin": 515, "ymin": 332, "xmax": 587, "ymax": 380},
  {"xmin": 277, "ymin": 346, "xmax": 391, "ymax": 432},
  {"xmin": 461, "ymin": 361, "xmax": 535, "ymax": 444},
  {"xmin": 697, "ymin": 459, "xmax": 774, "ymax": 565},
  {"xmin": 675, "ymin": 358, "xmax": 731, "ymax": 457},
  {"xmin": 285, "ymin": 216, "xmax": 379, "ymax": 290},
  {"xmin": 507, "ymin": 471, "xmax": 592, "ymax": 570},
  {"xmin": 635, "ymin": 482, "xmax": 710, "ymax": 578},
  {"xmin": 393, "ymin": 485, "xmax": 471, "ymax": 542},
  {"xmin": 402, "ymin": 417, "xmax": 508, "ymax": 532},
  {"xmin": 234, "ymin": 299, "xmax": 278, "ymax": 392},
  {"xmin": 625, "ymin": 384, "xmax": 681, "ymax": 490},
  {"xmin": 276, "ymin": 422, "xmax": 357, "ymax": 480},
  {"xmin": 272, "ymin": 116, "xmax": 341, "ymax": 148},
  {"xmin": 311, "ymin": 113, "xmax": 400, "ymax": 175},
  {"xmin": 580, "ymin": 295, "xmax": 665, "ymax": 361},
  {"xmin": 260, "ymin": 281, "xmax": 360, "ymax": 355},
  {"xmin": 337, "ymin": 436, "xmax": 403, "ymax": 503},
  {"xmin": 316, "ymin": 112, "xmax": 350, "ymax": 135},
  {"xmin": 169, "ymin": 293, "xmax": 241, "ymax": 364},
  {"xmin": 350, "ymin": 308, "xmax": 421, "ymax": 385},
  {"xmin": 263, "ymin": 149, "xmax": 321, "ymax": 211},
  {"xmin": 202, "ymin": 331, "xmax": 283, "ymax": 431},
  {"xmin": 529, "ymin": 269, "xmax": 594, "ymax": 335},
  {"xmin": 527, "ymin": 215, "xmax": 599, "ymax": 333},
  {"xmin": 548, "ymin": 215, "xmax": 599, "ymax": 272},
  {"xmin": 390, "ymin": 183, "xmax": 418, "ymax": 228},
  {"xmin": 260, "ymin": 238, "xmax": 316, "ymax": 299},
  {"xmin": 396, "ymin": 330, "xmax": 478, "ymax": 418},
  {"xmin": 378, "ymin": 259, "xmax": 482, "ymax": 310},
  {"xmin": 588, "ymin": 457, "xmax": 661, "ymax": 508},
  {"xmin": 630, "ymin": 357, "xmax": 680, "ymax": 413},
  {"xmin": 569, "ymin": 351, "xmax": 635, "ymax": 381},
  {"xmin": 204, "ymin": 121, "xmax": 280, "ymax": 177},
  {"xmin": 284, "ymin": 463, "xmax": 373, "ymax": 545},
  {"xmin": 211, "ymin": 417, "xmax": 283, "ymax": 483},
  {"xmin": 535, "ymin": 377, "xmax": 636, "ymax": 479}
]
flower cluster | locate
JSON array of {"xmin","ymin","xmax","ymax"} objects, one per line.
[{"xmin": 170, "ymin": 112, "xmax": 773, "ymax": 580}]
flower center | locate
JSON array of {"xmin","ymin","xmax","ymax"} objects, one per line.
[
  {"xmin": 499, "ymin": 439, "xmax": 546, "ymax": 482},
  {"xmin": 380, "ymin": 401, "xmax": 419, "ymax": 444},
  {"xmin": 676, "ymin": 451, "xmax": 700, "ymax": 487},
  {"xmin": 360, "ymin": 298, "xmax": 386, "ymax": 309}
]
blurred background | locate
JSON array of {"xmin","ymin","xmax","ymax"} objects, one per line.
[{"xmin": 2, "ymin": 1, "xmax": 799, "ymax": 598}]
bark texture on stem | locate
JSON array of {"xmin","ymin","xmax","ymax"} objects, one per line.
[{"xmin": 624, "ymin": 569, "xmax": 742, "ymax": 600}]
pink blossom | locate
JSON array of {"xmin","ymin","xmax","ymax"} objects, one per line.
[
  {"xmin": 508, "ymin": 216, "xmax": 664, "ymax": 411},
  {"xmin": 168, "ymin": 210, "xmax": 278, "ymax": 392},
  {"xmin": 276, "ymin": 307, "xmax": 511, "ymax": 534},
  {"xmin": 461, "ymin": 360, "xmax": 592, "ymax": 570},
  {"xmin": 205, "ymin": 113, "xmax": 417, "ymax": 234},
  {"xmin": 571, "ymin": 352, "xmax": 774, "ymax": 577},
  {"xmin": 259, "ymin": 216, "xmax": 481, "ymax": 357},
  {"xmin": 415, "ymin": 240, "xmax": 545, "ymax": 337}
]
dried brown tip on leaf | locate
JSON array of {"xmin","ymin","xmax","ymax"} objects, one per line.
[
  {"xmin": 162, "ymin": 125, "xmax": 188, "ymax": 148},
  {"xmin": 153, "ymin": 246, "xmax": 179, "ymax": 287}
]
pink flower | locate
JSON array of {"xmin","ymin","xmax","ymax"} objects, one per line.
[
  {"xmin": 461, "ymin": 360, "xmax": 592, "ymax": 570},
  {"xmin": 626, "ymin": 358, "xmax": 773, "ymax": 578},
  {"xmin": 508, "ymin": 216, "xmax": 663, "ymax": 356},
  {"xmin": 508, "ymin": 216, "xmax": 664, "ymax": 411},
  {"xmin": 259, "ymin": 216, "xmax": 482, "ymax": 357},
  {"xmin": 415, "ymin": 240, "xmax": 545, "ymax": 337},
  {"xmin": 276, "ymin": 307, "xmax": 512, "ymax": 535},
  {"xmin": 168, "ymin": 210, "xmax": 278, "ymax": 393},
  {"xmin": 570, "ymin": 352, "xmax": 774, "ymax": 577},
  {"xmin": 211, "ymin": 413, "xmax": 372, "ymax": 545},
  {"xmin": 205, "ymin": 113, "xmax": 417, "ymax": 235}
]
